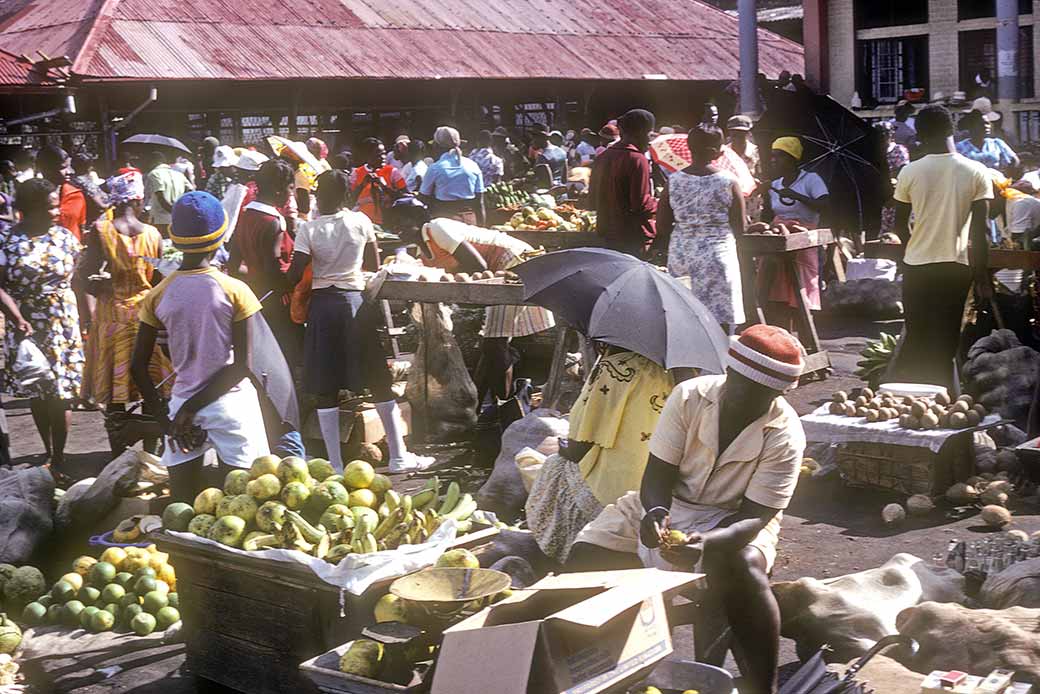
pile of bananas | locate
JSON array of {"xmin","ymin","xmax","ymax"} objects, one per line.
[{"xmin": 855, "ymin": 332, "xmax": 899, "ymax": 385}]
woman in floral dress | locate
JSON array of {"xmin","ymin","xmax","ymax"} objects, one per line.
[
  {"xmin": 80, "ymin": 170, "xmax": 172, "ymax": 454},
  {"xmin": 0, "ymin": 179, "xmax": 84, "ymax": 479},
  {"xmin": 877, "ymin": 122, "xmax": 910, "ymax": 237},
  {"xmin": 656, "ymin": 125, "xmax": 747, "ymax": 332}
]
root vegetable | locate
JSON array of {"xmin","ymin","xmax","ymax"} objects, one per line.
[
  {"xmin": 946, "ymin": 483, "xmax": 979, "ymax": 504},
  {"xmin": 907, "ymin": 495, "xmax": 935, "ymax": 515},
  {"xmin": 980, "ymin": 505, "xmax": 1012, "ymax": 528},
  {"xmin": 1007, "ymin": 529, "xmax": 1030, "ymax": 542},
  {"xmin": 882, "ymin": 503, "xmax": 906, "ymax": 525},
  {"xmin": 981, "ymin": 489, "xmax": 1009, "ymax": 506}
]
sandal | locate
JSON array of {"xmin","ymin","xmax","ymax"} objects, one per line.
[{"xmin": 46, "ymin": 461, "xmax": 75, "ymax": 489}]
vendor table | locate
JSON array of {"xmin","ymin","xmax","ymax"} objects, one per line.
[
  {"xmin": 506, "ymin": 230, "xmax": 601, "ymax": 250},
  {"xmin": 801, "ymin": 403, "xmax": 1005, "ymax": 495},
  {"xmin": 738, "ymin": 230, "xmax": 838, "ymax": 378},
  {"xmin": 376, "ymin": 278, "xmax": 578, "ymax": 413},
  {"xmin": 158, "ymin": 527, "xmax": 498, "ymax": 694}
]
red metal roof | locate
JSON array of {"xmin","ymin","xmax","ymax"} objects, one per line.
[
  {"xmin": 0, "ymin": 0, "xmax": 804, "ymax": 82},
  {"xmin": 0, "ymin": 48, "xmax": 63, "ymax": 88}
]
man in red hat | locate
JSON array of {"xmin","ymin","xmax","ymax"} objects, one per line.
[{"xmin": 569, "ymin": 324, "xmax": 807, "ymax": 694}]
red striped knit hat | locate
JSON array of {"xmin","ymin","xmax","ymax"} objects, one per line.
[{"xmin": 727, "ymin": 325, "xmax": 805, "ymax": 392}]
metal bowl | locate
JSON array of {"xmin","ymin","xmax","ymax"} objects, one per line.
[{"xmin": 390, "ymin": 567, "xmax": 511, "ymax": 626}]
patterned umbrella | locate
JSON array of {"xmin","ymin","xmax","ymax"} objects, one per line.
[{"xmin": 649, "ymin": 133, "xmax": 756, "ymax": 195}]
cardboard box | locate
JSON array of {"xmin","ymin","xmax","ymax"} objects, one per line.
[{"xmin": 431, "ymin": 568, "xmax": 704, "ymax": 694}]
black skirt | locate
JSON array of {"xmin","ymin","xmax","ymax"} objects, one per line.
[{"xmin": 303, "ymin": 288, "xmax": 392, "ymax": 398}]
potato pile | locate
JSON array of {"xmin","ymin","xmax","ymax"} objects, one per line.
[
  {"xmin": 418, "ymin": 270, "xmax": 516, "ymax": 283},
  {"xmin": 828, "ymin": 388, "xmax": 988, "ymax": 430},
  {"xmin": 747, "ymin": 221, "xmax": 811, "ymax": 236}
]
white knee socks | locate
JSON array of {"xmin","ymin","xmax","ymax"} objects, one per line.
[
  {"xmin": 316, "ymin": 407, "xmax": 344, "ymax": 472},
  {"xmin": 374, "ymin": 400, "xmax": 407, "ymax": 461}
]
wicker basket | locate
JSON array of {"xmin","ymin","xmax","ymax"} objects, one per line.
[{"xmin": 836, "ymin": 439, "xmax": 973, "ymax": 496}]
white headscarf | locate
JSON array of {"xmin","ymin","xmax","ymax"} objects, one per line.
[{"xmin": 434, "ymin": 126, "xmax": 462, "ymax": 161}]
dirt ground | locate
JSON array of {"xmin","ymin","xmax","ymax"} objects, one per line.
[{"xmin": 9, "ymin": 315, "xmax": 1034, "ymax": 692}]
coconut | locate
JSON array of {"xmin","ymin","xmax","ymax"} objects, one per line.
[
  {"xmin": 1006, "ymin": 529, "xmax": 1030, "ymax": 543},
  {"xmin": 1031, "ymin": 530, "xmax": 1040, "ymax": 544},
  {"xmin": 946, "ymin": 482, "xmax": 979, "ymax": 504},
  {"xmin": 906, "ymin": 495, "xmax": 935, "ymax": 516},
  {"xmin": 980, "ymin": 505, "xmax": 1012, "ymax": 528},
  {"xmin": 986, "ymin": 480, "xmax": 1014, "ymax": 495},
  {"xmin": 882, "ymin": 503, "xmax": 906, "ymax": 525},
  {"xmin": 981, "ymin": 488, "xmax": 1009, "ymax": 507}
]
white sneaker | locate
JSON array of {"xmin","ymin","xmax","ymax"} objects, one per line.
[{"xmin": 388, "ymin": 452, "xmax": 436, "ymax": 473}]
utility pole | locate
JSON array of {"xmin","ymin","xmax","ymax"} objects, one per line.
[
  {"xmin": 738, "ymin": 0, "xmax": 759, "ymax": 115},
  {"xmin": 996, "ymin": 0, "xmax": 1019, "ymax": 137}
]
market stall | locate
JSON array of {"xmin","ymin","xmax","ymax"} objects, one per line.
[
  {"xmin": 738, "ymin": 228, "xmax": 840, "ymax": 378},
  {"xmin": 802, "ymin": 386, "xmax": 1005, "ymax": 495}
]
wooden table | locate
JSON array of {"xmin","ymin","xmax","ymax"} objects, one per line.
[
  {"xmin": 506, "ymin": 230, "xmax": 600, "ymax": 250},
  {"xmin": 737, "ymin": 229, "xmax": 836, "ymax": 378},
  {"xmin": 376, "ymin": 279, "xmax": 580, "ymax": 412}
]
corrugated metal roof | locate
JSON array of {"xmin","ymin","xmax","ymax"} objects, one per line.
[
  {"xmin": 0, "ymin": 0, "xmax": 804, "ymax": 82},
  {"xmin": 0, "ymin": 47, "xmax": 62, "ymax": 87},
  {"xmin": 0, "ymin": 49, "xmax": 33, "ymax": 84}
]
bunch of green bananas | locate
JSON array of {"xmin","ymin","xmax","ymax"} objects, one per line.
[{"xmin": 856, "ymin": 332, "xmax": 899, "ymax": 384}]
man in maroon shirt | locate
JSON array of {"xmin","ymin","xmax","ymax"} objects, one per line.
[{"xmin": 590, "ymin": 109, "xmax": 658, "ymax": 259}]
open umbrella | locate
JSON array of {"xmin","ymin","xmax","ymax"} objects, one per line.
[
  {"xmin": 122, "ymin": 134, "xmax": 191, "ymax": 155},
  {"xmin": 515, "ymin": 248, "xmax": 728, "ymax": 372},
  {"xmin": 267, "ymin": 135, "xmax": 322, "ymax": 173},
  {"xmin": 756, "ymin": 89, "xmax": 887, "ymax": 234},
  {"xmin": 249, "ymin": 310, "xmax": 299, "ymax": 431},
  {"xmin": 649, "ymin": 133, "xmax": 756, "ymax": 196},
  {"xmin": 779, "ymin": 635, "xmax": 918, "ymax": 694}
]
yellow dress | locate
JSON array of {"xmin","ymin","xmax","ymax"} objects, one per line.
[
  {"xmin": 525, "ymin": 351, "xmax": 673, "ymax": 562},
  {"xmin": 83, "ymin": 221, "xmax": 173, "ymax": 405},
  {"xmin": 571, "ymin": 351, "xmax": 674, "ymax": 505}
]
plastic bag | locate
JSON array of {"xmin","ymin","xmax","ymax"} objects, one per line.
[{"xmin": 12, "ymin": 339, "xmax": 52, "ymax": 390}]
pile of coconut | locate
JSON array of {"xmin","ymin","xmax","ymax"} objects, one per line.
[{"xmin": 881, "ymin": 449, "xmax": 1025, "ymax": 529}]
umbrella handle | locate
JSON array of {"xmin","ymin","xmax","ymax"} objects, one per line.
[{"xmin": 842, "ymin": 634, "xmax": 919, "ymax": 684}]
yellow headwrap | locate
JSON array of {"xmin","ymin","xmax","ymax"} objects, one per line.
[{"xmin": 771, "ymin": 137, "xmax": 804, "ymax": 162}]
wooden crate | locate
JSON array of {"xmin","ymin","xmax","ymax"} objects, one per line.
[
  {"xmin": 158, "ymin": 527, "xmax": 498, "ymax": 693},
  {"xmin": 836, "ymin": 438, "xmax": 973, "ymax": 496}
]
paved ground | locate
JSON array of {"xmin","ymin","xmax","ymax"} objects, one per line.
[{"xmin": 10, "ymin": 315, "xmax": 1033, "ymax": 692}]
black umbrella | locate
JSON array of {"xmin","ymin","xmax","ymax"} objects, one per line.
[
  {"xmin": 756, "ymin": 89, "xmax": 888, "ymax": 235},
  {"xmin": 779, "ymin": 635, "xmax": 918, "ymax": 694},
  {"xmin": 514, "ymin": 248, "xmax": 729, "ymax": 371},
  {"xmin": 122, "ymin": 133, "xmax": 192, "ymax": 155}
]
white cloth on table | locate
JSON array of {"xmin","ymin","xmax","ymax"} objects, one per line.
[{"xmin": 800, "ymin": 403, "xmax": 1002, "ymax": 454}]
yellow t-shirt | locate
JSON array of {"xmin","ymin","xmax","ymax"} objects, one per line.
[
  {"xmin": 648, "ymin": 375, "xmax": 805, "ymax": 511},
  {"xmin": 139, "ymin": 267, "xmax": 261, "ymax": 401},
  {"xmin": 893, "ymin": 153, "xmax": 993, "ymax": 266}
]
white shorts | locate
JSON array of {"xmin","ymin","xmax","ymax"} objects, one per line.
[{"xmin": 162, "ymin": 379, "xmax": 270, "ymax": 469}]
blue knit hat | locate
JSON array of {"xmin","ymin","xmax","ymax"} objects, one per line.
[{"xmin": 170, "ymin": 191, "xmax": 228, "ymax": 254}]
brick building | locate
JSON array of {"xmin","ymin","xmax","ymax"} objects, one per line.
[{"xmin": 803, "ymin": 0, "xmax": 1040, "ymax": 141}]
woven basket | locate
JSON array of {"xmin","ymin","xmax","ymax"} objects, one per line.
[{"xmin": 837, "ymin": 440, "xmax": 973, "ymax": 496}]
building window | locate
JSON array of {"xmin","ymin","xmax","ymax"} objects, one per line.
[
  {"xmin": 958, "ymin": 0, "xmax": 1031, "ymax": 20},
  {"xmin": 959, "ymin": 28, "xmax": 1035, "ymax": 99},
  {"xmin": 855, "ymin": 0, "xmax": 927, "ymax": 30},
  {"xmin": 857, "ymin": 36, "xmax": 929, "ymax": 107}
]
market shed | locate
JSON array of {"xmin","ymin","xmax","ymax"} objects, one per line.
[{"xmin": 0, "ymin": 0, "xmax": 803, "ymax": 157}]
